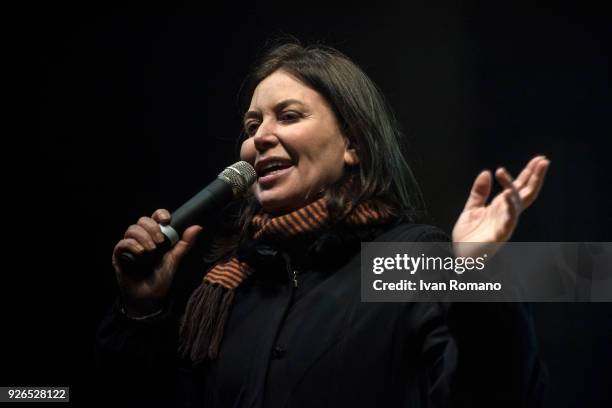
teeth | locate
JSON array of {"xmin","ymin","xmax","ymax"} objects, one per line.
[{"xmin": 261, "ymin": 160, "xmax": 290, "ymax": 174}]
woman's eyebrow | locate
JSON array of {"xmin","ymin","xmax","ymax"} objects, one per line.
[{"xmin": 244, "ymin": 99, "xmax": 307, "ymax": 122}]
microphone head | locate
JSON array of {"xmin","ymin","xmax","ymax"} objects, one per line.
[{"xmin": 218, "ymin": 161, "xmax": 256, "ymax": 197}]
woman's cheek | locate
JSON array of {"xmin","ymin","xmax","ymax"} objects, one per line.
[{"xmin": 239, "ymin": 138, "xmax": 256, "ymax": 163}]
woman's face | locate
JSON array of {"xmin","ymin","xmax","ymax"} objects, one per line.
[{"xmin": 240, "ymin": 70, "xmax": 358, "ymax": 214}]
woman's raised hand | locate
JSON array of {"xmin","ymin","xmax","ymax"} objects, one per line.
[
  {"xmin": 452, "ymin": 155, "xmax": 550, "ymax": 256},
  {"xmin": 112, "ymin": 209, "xmax": 203, "ymax": 317}
]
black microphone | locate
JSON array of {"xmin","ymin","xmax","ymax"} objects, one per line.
[{"xmin": 118, "ymin": 161, "xmax": 256, "ymax": 271}]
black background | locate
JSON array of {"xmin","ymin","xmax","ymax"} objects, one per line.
[{"xmin": 8, "ymin": 3, "xmax": 612, "ymax": 406}]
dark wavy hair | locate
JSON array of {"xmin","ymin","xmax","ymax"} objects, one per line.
[
  {"xmin": 240, "ymin": 42, "xmax": 424, "ymax": 220},
  {"xmin": 207, "ymin": 41, "xmax": 426, "ymax": 260}
]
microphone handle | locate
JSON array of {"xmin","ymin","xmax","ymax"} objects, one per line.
[
  {"xmin": 170, "ymin": 177, "xmax": 234, "ymax": 233},
  {"xmin": 117, "ymin": 177, "xmax": 235, "ymax": 275}
]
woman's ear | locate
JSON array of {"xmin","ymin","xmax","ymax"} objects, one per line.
[{"xmin": 343, "ymin": 147, "xmax": 360, "ymax": 166}]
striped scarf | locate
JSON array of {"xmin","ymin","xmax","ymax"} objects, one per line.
[{"xmin": 178, "ymin": 197, "xmax": 391, "ymax": 364}]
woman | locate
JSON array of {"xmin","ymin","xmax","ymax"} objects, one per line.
[{"xmin": 98, "ymin": 43, "xmax": 550, "ymax": 407}]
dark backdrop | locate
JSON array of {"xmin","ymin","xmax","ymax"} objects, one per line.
[{"xmin": 10, "ymin": 5, "xmax": 612, "ymax": 407}]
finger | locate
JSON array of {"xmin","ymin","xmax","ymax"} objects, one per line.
[
  {"xmin": 114, "ymin": 238, "xmax": 146, "ymax": 256},
  {"xmin": 152, "ymin": 209, "xmax": 171, "ymax": 225},
  {"xmin": 124, "ymin": 224, "xmax": 157, "ymax": 250},
  {"xmin": 464, "ymin": 170, "xmax": 492, "ymax": 210},
  {"xmin": 519, "ymin": 158, "xmax": 551, "ymax": 208},
  {"xmin": 168, "ymin": 225, "xmax": 203, "ymax": 262},
  {"xmin": 112, "ymin": 238, "xmax": 146, "ymax": 265},
  {"xmin": 496, "ymin": 167, "xmax": 522, "ymax": 213},
  {"xmin": 495, "ymin": 167, "xmax": 514, "ymax": 189},
  {"xmin": 502, "ymin": 189, "xmax": 521, "ymax": 220},
  {"xmin": 137, "ymin": 216, "xmax": 165, "ymax": 244},
  {"xmin": 514, "ymin": 155, "xmax": 546, "ymax": 190},
  {"xmin": 490, "ymin": 189, "xmax": 519, "ymax": 241}
]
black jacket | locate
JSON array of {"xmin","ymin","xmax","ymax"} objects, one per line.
[{"xmin": 96, "ymin": 222, "xmax": 545, "ymax": 407}]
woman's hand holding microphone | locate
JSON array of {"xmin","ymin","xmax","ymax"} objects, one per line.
[
  {"xmin": 110, "ymin": 161, "xmax": 256, "ymax": 318},
  {"xmin": 112, "ymin": 209, "xmax": 202, "ymax": 318}
]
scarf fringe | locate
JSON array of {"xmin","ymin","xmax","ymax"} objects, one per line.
[{"xmin": 178, "ymin": 282, "xmax": 235, "ymax": 364}]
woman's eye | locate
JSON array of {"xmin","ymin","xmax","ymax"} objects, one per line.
[
  {"xmin": 279, "ymin": 111, "xmax": 300, "ymax": 122},
  {"xmin": 245, "ymin": 122, "xmax": 259, "ymax": 136}
]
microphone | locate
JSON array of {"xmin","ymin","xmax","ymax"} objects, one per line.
[{"xmin": 118, "ymin": 161, "xmax": 256, "ymax": 270}]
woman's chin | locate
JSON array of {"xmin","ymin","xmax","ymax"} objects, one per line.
[{"xmin": 257, "ymin": 193, "xmax": 302, "ymax": 216}]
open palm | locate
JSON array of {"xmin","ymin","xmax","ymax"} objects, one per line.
[{"xmin": 452, "ymin": 156, "xmax": 550, "ymax": 255}]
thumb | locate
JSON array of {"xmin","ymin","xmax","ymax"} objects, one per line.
[
  {"xmin": 168, "ymin": 225, "xmax": 204, "ymax": 262},
  {"xmin": 464, "ymin": 170, "xmax": 492, "ymax": 210}
]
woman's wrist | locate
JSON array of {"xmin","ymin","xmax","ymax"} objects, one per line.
[
  {"xmin": 120, "ymin": 296, "xmax": 165, "ymax": 320},
  {"xmin": 121, "ymin": 305, "xmax": 165, "ymax": 320}
]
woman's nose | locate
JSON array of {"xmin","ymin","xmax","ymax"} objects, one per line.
[{"xmin": 253, "ymin": 123, "xmax": 279, "ymax": 153}]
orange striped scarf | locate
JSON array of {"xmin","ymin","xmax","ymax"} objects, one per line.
[{"xmin": 178, "ymin": 197, "xmax": 390, "ymax": 363}]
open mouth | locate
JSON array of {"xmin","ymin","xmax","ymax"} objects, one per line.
[
  {"xmin": 256, "ymin": 159, "xmax": 294, "ymax": 186},
  {"xmin": 258, "ymin": 162, "xmax": 292, "ymax": 177}
]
